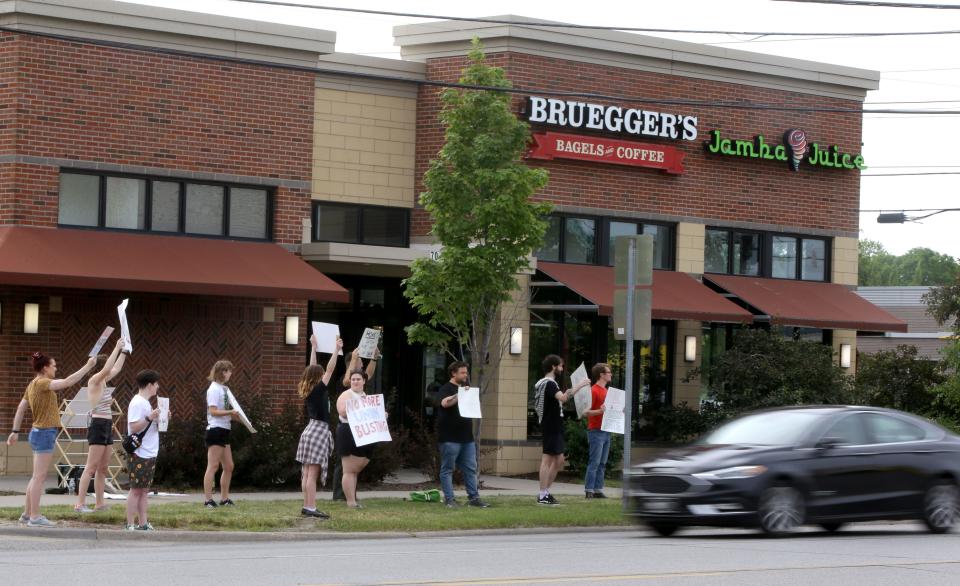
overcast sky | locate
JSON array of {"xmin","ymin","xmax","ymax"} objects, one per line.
[{"xmin": 129, "ymin": 0, "xmax": 960, "ymax": 259}]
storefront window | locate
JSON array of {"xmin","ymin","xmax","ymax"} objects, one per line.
[
  {"xmin": 537, "ymin": 216, "xmax": 561, "ymax": 261},
  {"xmin": 105, "ymin": 177, "xmax": 146, "ymax": 230},
  {"xmin": 228, "ymin": 188, "xmax": 268, "ymax": 239},
  {"xmin": 802, "ymin": 239, "xmax": 826, "ymax": 281},
  {"xmin": 704, "ymin": 229, "xmax": 729, "ymax": 273},
  {"xmin": 608, "ymin": 221, "xmax": 638, "ymax": 265},
  {"xmin": 732, "ymin": 232, "xmax": 760, "ymax": 276},
  {"xmin": 564, "ymin": 217, "xmax": 596, "ymax": 263},
  {"xmin": 606, "ymin": 323, "xmax": 673, "ymax": 441},
  {"xmin": 185, "ymin": 184, "xmax": 225, "ymax": 235},
  {"xmin": 313, "ymin": 203, "xmax": 408, "ymax": 247},
  {"xmin": 58, "ymin": 173, "xmax": 100, "ymax": 227},
  {"xmin": 151, "ymin": 181, "xmax": 180, "ymax": 232},
  {"xmin": 644, "ymin": 224, "xmax": 671, "ymax": 270},
  {"xmin": 771, "ymin": 236, "xmax": 798, "ymax": 279}
]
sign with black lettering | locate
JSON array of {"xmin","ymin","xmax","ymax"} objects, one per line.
[{"xmin": 524, "ymin": 96, "xmax": 699, "ymax": 142}]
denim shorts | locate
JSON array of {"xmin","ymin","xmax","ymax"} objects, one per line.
[{"xmin": 28, "ymin": 427, "xmax": 58, "ymax": 454}]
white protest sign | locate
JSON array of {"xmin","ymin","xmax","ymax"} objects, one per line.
[
  {"xmin": 226, "ymin": 389, "xmax": 256, "ymax": 434},
  {"xmin": 346, "ymin": 393, "xmax": 391, "ymax": 447},
  {"xmin": 601, "ymin": 387, "xmax": 626, "ymax": 434},
  {"xmin": 311, "ymin": 321, "xmax": 343, "ymax": 355},
  {"xmin": 88, "ymin": 326, "xmax": 115, "ymax": 357},
  {"xmin": 357, "ymin": 327, "xmax": 381, "ymax": 359},
  {"xmin": 570, "ymin": 362, "xmax": 591, "ymax": 419},
  {"xmin": 157, "ymin": 397, "xmax": 170, "ymax": 433},
  {"xmin": 117, "ymin": 299, "xmax": 132, "ymax": 353},
  {"xmin": 457, "ymin": 386, "xmax": 482, "ymax": 419}
]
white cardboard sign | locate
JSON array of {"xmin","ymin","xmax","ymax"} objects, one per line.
[
  {"xmin": 346, "ymin": 393, "xmax": 391, "ymax": 447},
  {"xmin": 357, "ymin": 328, "xmax": 381, "ymax": 359},
  {"xmin": 456, "ymin": 386, "xmax": 482, "ymax": 419},
  {"xmin": 226, "ymin": 389, "xmax": 256, "ymax": 434},
  {"xmin": 117, "ymin": 299, "xmax": 132, "ymax": 353},
  {"xmin": 311, "ymin": 321, "xmax": 343, "ymax": 355},
  {"xmin": 601, "ymin": 387, "xmax": 626, "ymax": 435},
  {"xmin": 157, "ymin": 397, "xmax": 170, "ymax": 433},
  {"xmin": 88, "ymin": 326, "xmax": 115, "ymax": 357},
  {"xmin": 570, "ymin": 362, "xmax": 591, "ymax": 419}
]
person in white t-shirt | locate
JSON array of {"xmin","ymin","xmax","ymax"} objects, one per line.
[
  {"xmin": 202, "ymin": 360, "xmax": 238, "ymax": 508},
  {"xmin": 126, "ymin": 370, "xmax": 161, "ymax": 531}
]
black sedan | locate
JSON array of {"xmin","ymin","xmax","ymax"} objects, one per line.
[{"xmin": 624, "ymin": 406, "xmax": 960, "ymax": 536}]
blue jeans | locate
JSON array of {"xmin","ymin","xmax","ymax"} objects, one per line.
[
  {"xmin": 584, "ymin": 429, "xmax": 611, "ymax": 493},
  {"xmin": 439, "ymin": 441, "xmax": 479, "ymax": 502}
]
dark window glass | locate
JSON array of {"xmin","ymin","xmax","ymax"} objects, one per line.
[
  {"xmin": 104, "ymin": 177, "xmax": 146, "ymax": 230},
  {"xmin": 821, "ymin": 414, "xmax": 870, "ymax": 445},
  {"xmin": 185, "ymin": 184, "xmax": 225, "ymax": 235},
  {"xmin": 362, "ymin": 207, "xmax": 406, "ymax": 246},
  {"xmin": 564, "ymin": 217, "xmax": 596, "ymax": 263},
  {"xmin": 58, "ymin": 173, "xmax": 100, "ymax": 226},
  {"xmin": 643, "ymin": 224, "xmax": 671, "ymax": 270},
  {"xmin": 151, "ymin": 181, "xmax": 180, "ymax": 232},
  {"xmin": 229, "ymin": 188, "xmax": 268, "ymax": 239},
  {"xmin": 608, "ymin": 221, "xmax": 639, "ymax": 266},
  {"xmin": 865, "ymin": 414, "xmax": 929, "ymax": 443},
  {"xmin": 802, "ymin": 239, "xmax": 826, "ymax": 281},
  {"xmin": 732, "ymin": 232, "xmax": 760, "ymax": 276},
  {"xmin": 537, "ymin": 216, "xmax": 561, "ymax": 262},
  {"xmin": 705, "ymin": 229, "xmax": 729, "ymax": 273},
  {"xmin": 316, "ymin": 204, "xmax": 359, "ymax": 243},
  {"xmin": 771, "ymin": 236, "xmax": 797, "ymax": 279}
]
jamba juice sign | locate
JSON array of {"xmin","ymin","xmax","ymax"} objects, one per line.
[{"xmin": 705, "ymin": 129, "xmax": 865, "ymax": 171}]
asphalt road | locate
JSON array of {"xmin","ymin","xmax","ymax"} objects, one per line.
[{"xmin": 2, "ymin": 523, "xmax": 960, "ymax": 585}]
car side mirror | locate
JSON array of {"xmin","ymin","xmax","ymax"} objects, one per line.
[{"xmin": 816, "ymin": 436, "xmax": 843, "ymax": 450}]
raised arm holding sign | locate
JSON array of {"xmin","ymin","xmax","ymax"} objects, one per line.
[{"xmin": 117, "ymin": 299, "xmax": 132, "ymax": 353}]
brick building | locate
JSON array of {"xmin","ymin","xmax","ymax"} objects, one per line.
[{"xmin": 0, "ymin": 2, "xmax": 905, "ymax": 476}]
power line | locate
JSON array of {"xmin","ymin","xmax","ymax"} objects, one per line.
[
  {"xmin": 226, "ymin": 0, "xmax": 960, "ymax": 37},
  {"xmin": 772, "ymin": 0, "xmax": 960, "ymax": 8},
  {"xmin": 861, "ymin": 208, "xmax": 960, "ymax": 212},
  {"xmin": 861, "ymin": 171, "xmax": 960, "ymax": 176}
]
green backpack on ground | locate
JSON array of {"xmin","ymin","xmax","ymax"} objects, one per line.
[{"xmin": 409, "ymin": 488, "xmax": 442, "ymax": 503}]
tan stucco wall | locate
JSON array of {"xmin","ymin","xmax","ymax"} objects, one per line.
[
  {"xmin": 313, "ymin": 89, "xmax": 416, "ymax": 207},
  {"xmin": 676, "ymin": 222, "xmax": 705, "ymax": 274},
  {"xmin": 832, "ymin": 236, "xmax": 859, "ymax": 286}
]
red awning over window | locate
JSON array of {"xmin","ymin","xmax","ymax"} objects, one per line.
[
  {"xmin": 536, "ymin": 262, "xmax": 754, "ymax": 323},
  {"xmin": 0, "ymin": 226, "xmax": 348, "ymax": 301},
  {"xmin": 704, "ymin": 274, "xmax": 907, "ymax": 333}
]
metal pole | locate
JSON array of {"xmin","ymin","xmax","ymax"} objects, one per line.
[{"xmin": 623, "ymin": 238, "xmax": 635, "ymax": 480}]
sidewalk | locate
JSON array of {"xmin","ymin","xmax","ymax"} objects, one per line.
[{"xmin": 0, "ymin": 468, "xmax": 621, "ymax": 508}]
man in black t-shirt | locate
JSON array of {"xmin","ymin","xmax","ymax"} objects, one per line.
[
  {"xmin": 437, "ymin": 361, "xmax": 489, "ymax": 509},
  {"xmin": 535, "ymin": 354, "xmax": 589, "ymax": 505}
]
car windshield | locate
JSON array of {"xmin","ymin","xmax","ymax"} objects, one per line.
[{"xmin": 700, "ymin": 411, "xmax": 823, "ymax": 446}]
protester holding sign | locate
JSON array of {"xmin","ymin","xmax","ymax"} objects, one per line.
[
  {"xmin": 336, "ymin": 368, "xmax": 378, "ymax": 509},
  {"xmin": 296, "ymin": 334, "xmax": 342, "ymax": 519},
  {"xmin": 7, "ymin": 351, "xmax": 97, "ymax": 527},
  {"xmin": 532, "ymin": 354, "xmax": 589, "ymax": 506},
  {"xmin": 125, "ymin": 370, "xmax": 161, "ymax": 531},
  {"xmin": 436, "ymin": 361, "xmax": 488, "ymax": 509},
  {"xmin": 330, "ymin": 344, "xmax": 380, "ymax": 501},
  {"xmin": 75, "ymin": 337, "xmax": 129, "ymax": 513},
  {"xmin": 583, "ymin": 363, "xmax": 612, "ymax": 500},
  {"xmin": 202, "ymin": 360, "xmax": 238, "ymax": 508}
]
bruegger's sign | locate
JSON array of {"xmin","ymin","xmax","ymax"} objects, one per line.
[
  {"xmin": 527, "ymin": 132, "xmax": 686, "ymax": 174},
  {"xmin": 705, "ymin": 129, "xmax": 866, "ymax": 171},
  {"xmin": 524, "ymin": 96, "xmax": 699, "ymax": 141}
]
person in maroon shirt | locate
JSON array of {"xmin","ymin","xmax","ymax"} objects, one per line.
[{"xmin": 584, "ymin": 363, "xmax": 612, "ymax": 499}]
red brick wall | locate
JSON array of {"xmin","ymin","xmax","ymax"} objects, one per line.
[
  {"xmin": 3, "ymin": 32, "xmax": 314, "ymax": 244},
  {"xmin": 0, "ymin": 287, "xmax": 307, "ymax": 431},
  {"xmin": 414, "ymin": 52, "xmax": 864, "ymax": 238}
]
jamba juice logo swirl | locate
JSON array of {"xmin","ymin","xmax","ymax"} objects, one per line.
[{"xmin": 784, "ymin": 129, "xmax": 808, "ymax": 171}]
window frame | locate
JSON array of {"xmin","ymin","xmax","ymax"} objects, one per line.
[
  {"xmin": 704, "ymin": 227, "xmax": 764, "ymax": 277},
  {"xmin": 537, "ymin": 213, "xmax": 676, "ymax": 269},
  {"xmin": 57, "ymin": 169, "xmax": 273, "ymax": 241},
  {"xmin": 311, "ymin": 201, "xmax": 410, "ymax": 248},
  {"xmin": 705, "ymin": 226, "xmax": 831, "ymax": 282}
]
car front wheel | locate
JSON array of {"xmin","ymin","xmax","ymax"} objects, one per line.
[
  {"xmin": 922, "ymin": 480, "xmax": 960, "ymax": 534},
  {"xmin": 647, "ymin": 522, "xmax": 679, "ymax": 537},
  {"xmin": 758, "ymin": 485, "xmax": 805, "ymax": 536}
]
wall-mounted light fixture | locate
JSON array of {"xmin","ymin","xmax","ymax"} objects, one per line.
[
  {"xmin": 684, "ymin": 335, "xmax": 697, "ymax": 363},
  {"xmin": 840, "ymin": 344, "xmax": 852, "ymax": 369},
  {"xmin": 510, "ymin": 327, "xmax": 523, "ymax": 355},
  {"xmin": 24, "ymin": 303, "xmax": 39, "ymax": 334},
  {"xmin": 285, "ymin": 316, "xmax": 299, "ymax": 345}
]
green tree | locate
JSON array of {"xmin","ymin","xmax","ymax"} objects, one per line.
[
  {"xmin": 403, "ymin": 39, "xmax": 551, "ymax": 400},
  {"xmin": 858, "ymin": 239, "xmax": 896, "ymax": 286},
  {"xmin": 859, "ymin": 239, "xmax": 960, "ymax": 286},
  {"xmin": 925, "ymin": 276, "xmax": 960, "ymax": 431},
  {"xmin": 853, "ymin": 345, "xmax": 945, "ymax": 413}
]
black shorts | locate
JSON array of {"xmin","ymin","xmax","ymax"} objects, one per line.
[
  {"xmin": 336, "ymin": 422, "xmax": 372, "ymax": 459},
  {"xmin": 205, "ymin": 426, "xmax": 231, "ymax": 447},
  {"xmin": 542, "ymin": 431, "xmax": 565, "ymax": 455},
  {"xmin": 87, "ymin": 417, "xmax": 114, "ymax": 446}
]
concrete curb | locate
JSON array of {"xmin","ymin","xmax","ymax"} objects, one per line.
[{"xmin": 0, "ymin": 523, "xmax": 630, "ymax": 543}]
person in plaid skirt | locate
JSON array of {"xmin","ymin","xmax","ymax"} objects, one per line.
[{"xmin": 296, "ymin": 333, "xmax": 342, "ymax": 518}]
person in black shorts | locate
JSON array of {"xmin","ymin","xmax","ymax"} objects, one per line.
[
  {"xmin": 534, "ymin": 354, "xmax": 589, "ymax": 505},
  {"xmin": 202, "ymin": 360, "xmax": 238, "ymax": 508}
]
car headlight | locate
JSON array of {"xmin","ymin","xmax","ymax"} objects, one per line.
[{"xmin": 692, "ymin": 465, "xmax": 767, "ymax": 480}]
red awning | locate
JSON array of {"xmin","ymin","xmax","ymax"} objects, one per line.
[
  {"xmin": 704, "ymin": 274, "xmax": 907, "ymax": 333},
  {"xmin": 536, "ymin": 262, "xmax": 754, "ymax": 323},
  {"xmin": 0, "ymin": 226, "xmax": 348, "ymax": 301}
]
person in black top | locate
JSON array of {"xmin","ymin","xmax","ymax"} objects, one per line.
[
  {"xmin": 295, "ymin": 334, "xmax": 342, "ymax": 519},
  {"xmin": 534, "ymin": 354, "xmax": 589, "ymax": 505},
  {"xmin": 437, "ymin": 361, "xmax": 489, "ymax": 509}
]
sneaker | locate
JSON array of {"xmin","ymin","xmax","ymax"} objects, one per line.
[
  {"xmin": 537, "ymin": 494, "xmax": 555, "ymax": 505},
  {"xmin": 74, "ymin": 504, "xmax": 95, "ymax": 514},
  {"xmin": 203, "ymin": 499, "xmax": 218, "ymax": 508},
  {"xmin": 445, "ymin": 499, "xmax": 459, "ymax": 509},
  {"xmin": 136, "ymin": 523, "xmax": 155, "ymax": 531},
  {"xmin": 467, "ymin": 498, "xmax": 489, "ymax": 509},
  {"xmin": 27, "ymin": 516, "xmax": 56, "ymax": 527},
  {"xmin": 219, "ymin": 498, "xmax": 235, "ymax": 506},
  {"xmin": 585, "ymin": 492, "xmax": 594, "ymax": 499},
  {"xmin": 125, "ymin": 524, "xmax": 138, "ymax": 531},
  {"xmin": 593, "ymin": 492, "xmax": 608, "ymax": 499},
  {"xmin": 301, "ymin": 507, "xmax": 330, "ymax": 519},
  {"xmin": 546, "ymin": 494, "xmax": 559, "ymax": 505},
  {"xmin": 18, "ymin": 512, "xmax": 28, "ymax": 524}
]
